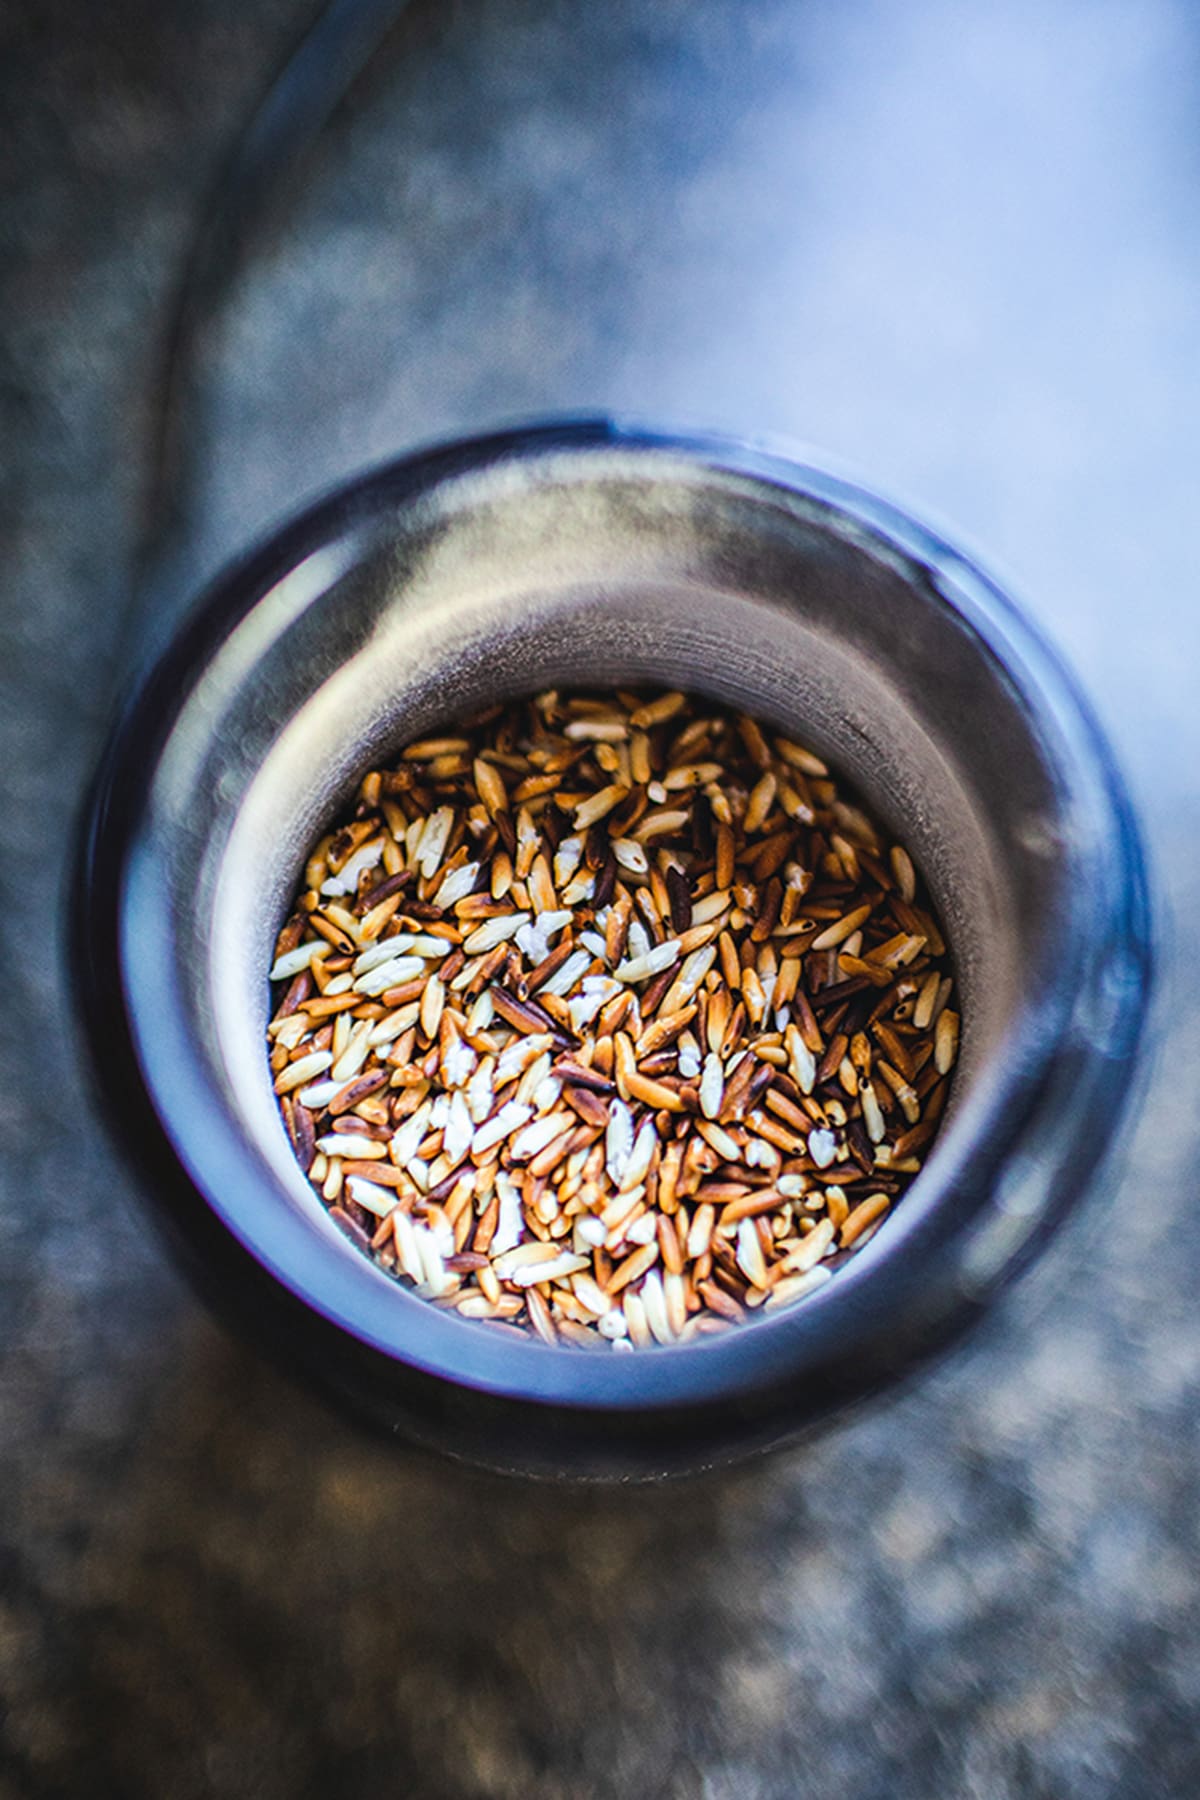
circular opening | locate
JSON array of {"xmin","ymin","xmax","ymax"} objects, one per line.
[{"xmin": 114, "ymin": 427, "xmax": 1106, "ymax": 1412}]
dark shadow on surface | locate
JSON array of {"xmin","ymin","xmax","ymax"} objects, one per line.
[{"xmin": 44, "ymin": 1321, "xmax": 796, "ymax": 1799}]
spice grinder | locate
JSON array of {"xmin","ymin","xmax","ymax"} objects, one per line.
[{"xmin": 75, "ymin": 419, "xmax": 1152, "ymax": 1478}]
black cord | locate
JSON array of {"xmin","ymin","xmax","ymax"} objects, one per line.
[{"xmin": 136, "ymin": 0, "xmax": 417, "ymax": 613}]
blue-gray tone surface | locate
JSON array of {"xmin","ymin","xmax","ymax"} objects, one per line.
[{"xmin": 3, "ymin": 2, "xmax": 1198, "ymax": 1795}]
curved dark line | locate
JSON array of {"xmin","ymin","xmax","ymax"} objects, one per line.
[{"xmin": 137, "ymin": 0, "xmax": 418, "ymax": 607}]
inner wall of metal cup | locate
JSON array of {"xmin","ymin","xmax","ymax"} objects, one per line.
[{"xmin": 158, "ymin": 453, "xmax": 1061, "ymax": 1285}]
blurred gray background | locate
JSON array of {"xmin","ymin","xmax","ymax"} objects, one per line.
[{"xmin": 4, "ymin": 1, "xmax": 1199, "ymax": 1794}]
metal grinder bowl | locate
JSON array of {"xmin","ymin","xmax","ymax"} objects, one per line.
[{"xmin": 74, "ymin": 420, "xmax": 1152, "ymax": 1480}]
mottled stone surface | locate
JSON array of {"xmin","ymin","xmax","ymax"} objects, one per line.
[{"xmin": 3, "ymin": 1, "xmax": 1200, "ymax": 1794}]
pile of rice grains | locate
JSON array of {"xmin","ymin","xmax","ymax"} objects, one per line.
[{"xmin": 268, "ymin": 689, "xmax": 958, "ymax": 1350}]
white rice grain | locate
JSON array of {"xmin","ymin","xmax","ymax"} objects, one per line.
[
  {"xmin": 567, "ymin": 990, "xmax": 606, "ymax": 1032},
  {"xmin": 466, "ymin": 989, "xmax": 494, "ymax": 1033},
  {"xmin": 390, "ymin": 1103, "xmax": 431, "ymax": 1167},
  {"xmin": 619, "ymin": 1118, "xmax": 658, "ymax": 1193},
  {"xmin": 808, "ymin": 1127, "xmax": 838, "ymax": 1168},
  {"xmin": 514, "ymin": 1052, "xmax": 553, "ymax": 1108},
  {"xmin": 416, "ymin": 806, "xmax": 454, "ymax": 878},
  {"xmin": 509, "ymin": 1111, "xmax": 574, "ymax": 1161},
  {"xmin": 614, "ymin": 938, "xmax": 681, "ymax": 984},
  {"xmin": 354, "ymin": 955, "xmax": 425, "ymax": 997},
  {"xmin": 269, "ymin": 940, "xmax": 331, "ymax": 982},
  {"xmin": 442, "ymin": 1091, "xmax": 475, "ymax": 1163},
  {"xmin": 553, "ymin": 836, "xmax": 583, "ymax": 887},
  {"xmin": 392, "ymin": 1211, "xmax": 425, "ymax": 1283},
  {"xmin": 320, "ymin": 839, "xmax": 384, "ymax": 897},
  {"xmin": 432, "ymin": 861, "xmax": 480, "ymax": 908},
  {"xmin": 661, "ymin": 944, "xmax": 718, "ymax": 1012},
  {"xmin": 472, "ymin": 1100, "xmax": 533, "ymax": 1155},
  {"xmin": 297, "ymin": 1078, "xmax": 345, "ymax": 1108},
  {"xmin": 275, "ymin": 1050, "xmax": 333, "ymax": 1093},
  {"xmin": 505, "ymin": 1251, "xmax": 590, "ymax": 1287},
  {"xmin": 490, "ymin": 1173, "xmax": 526, "ymax": 1255},
  {"xmin": 462, "ymin": 912, "xmax": 530, "ymax": 955},
  {"xmin": 466, "ymin": 1057, "xmax": 496, "ymax": 1124},
  {"xmin": 540, "ymin": 949, "xmax": 593, "ymax": 998},
  {"xmin": 330, "ymin": 1019, "xmax": 373, "ymax": 1083},
  {"xmin": 765, "ymin": 1266, "xmax": 833, "ymax": 1308},
  {"xmin": 639, "ymin": 1270, "xmax": 675, "ymax": 1344},
  {"xmin": 316, "ymin": 1133, "xmax": 385, "ymax": 1160},
  {"xmin": 345, "ymin": 1176, "xmax": 397, "ymax": 1218},
  {"xmin": 612, "ymin": 838, "xmax": 649, "ymax": 875},
  {"xmin": 605, "ymin": 1098, "xmax": 635, "ymax": 1184},
  {"xmin": 699, "ymin": 1052, "xmax": 724, "ymax": 1120},
  {"xmin": 559, "ymin": 871, "xmax": 595, "ymax": 905},
  {"xmin": 515, "ymin": 910, "xmax": 572, "ymax": 963}
]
